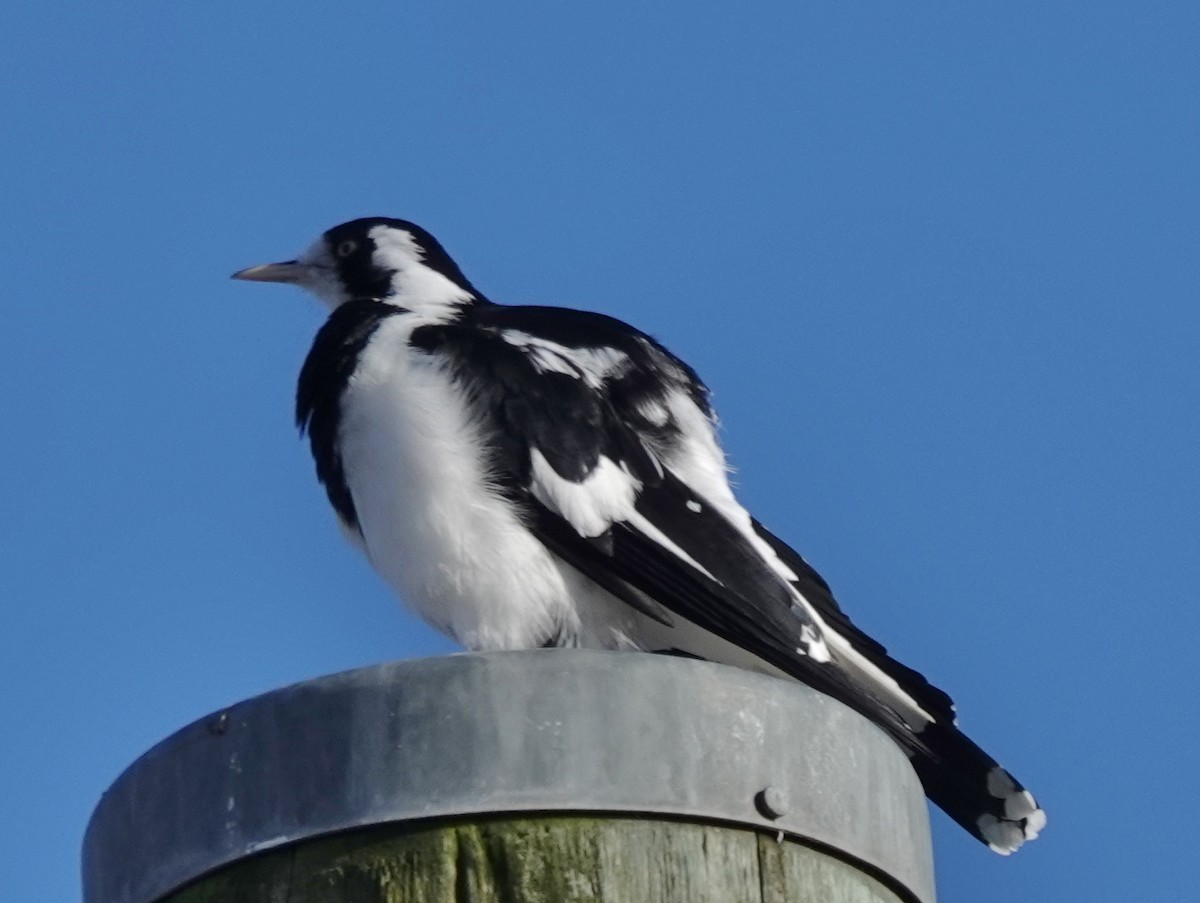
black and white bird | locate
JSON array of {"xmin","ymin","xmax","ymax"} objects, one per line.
[{"xmin": 233, "ymin": 217, "xmax": 1045, "ymax": 854}]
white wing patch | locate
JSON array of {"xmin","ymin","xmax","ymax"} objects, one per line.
[
  {"xmin": 797, "ymin": 623, "xmax": 832, "ymax": 663},
  {"xmin": 529, "ymin": 450, "xmax": 641, "ymax": 538},
  {"xmin": 500, "ymin": 330, "xmax": 629, "ymax": 388}
]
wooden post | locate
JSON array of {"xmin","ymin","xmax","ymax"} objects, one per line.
[
  {"xmin": 162, "ymin": 816, "xmax": 906, "ymax": 903},
  {"xmin": 84, "ymin": 651, "xmax": 935, "ymax": 903}
]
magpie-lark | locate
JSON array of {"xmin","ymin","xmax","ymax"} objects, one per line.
[{"xmin": 234, "ymin": 216, "xmax": 1045, "ymax": 853}]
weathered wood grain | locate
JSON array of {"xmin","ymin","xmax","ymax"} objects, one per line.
[{"xmin": 164, "ymin": 816, "xmax": 905, "ymax": 903}]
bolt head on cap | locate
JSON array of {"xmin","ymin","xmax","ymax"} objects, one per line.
[{"xmin": 756, "ymin": 786, "xmax": 789, "ymax": 820}]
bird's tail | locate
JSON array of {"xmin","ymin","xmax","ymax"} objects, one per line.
[
  {"xmin": 824, "ymin": 624, "xmax": 1046, "ymax": 854},
  {"xmin": 824, "ymin": 628, "xmax": 1046, "ymax": 854},
  {"xmin": 907, "ymin": 719, "xmax": 1045, "ymax": 854},
  {"xmin": 749, "ymin": 518, "xmax": 1045, "ymax": 853},
  {"xmin": 828, "ymin": 634, "xmax": 1046, "ymax": 854}
]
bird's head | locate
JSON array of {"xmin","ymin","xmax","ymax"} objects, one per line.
[{"xmin": 233, "ymin": 217, "xmax": 480, "ymax": 314}]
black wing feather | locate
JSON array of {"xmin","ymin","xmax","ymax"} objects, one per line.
[
  {"xmin": 531, "ymin": 507, "xmax": 674, "ymax": 627},
  {"xmin": 593, "ymin": 472, "xmax": 920, "ymax": 745},
  {"xmin": 750, "ymin": 518, "xmax": 957, "ymax": 726}
]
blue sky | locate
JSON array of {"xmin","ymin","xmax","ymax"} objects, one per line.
[{"xmin": 2, "ymin": 3, "xmax": 1197, "ymax": 900}]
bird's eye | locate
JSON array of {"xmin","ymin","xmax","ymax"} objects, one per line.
[{"xmin": 335, "ymin": 240, "xmax": 358, "ymax": 258}]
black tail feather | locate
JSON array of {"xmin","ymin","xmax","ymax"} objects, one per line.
[{"xmin": 909, "ymin": 720, "xmax": 1045, "ymax": 854}]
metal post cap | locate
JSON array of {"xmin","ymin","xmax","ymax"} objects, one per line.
[{"xmin": 83, "ymin": 650, "xmax": 935, "ymax": 903}]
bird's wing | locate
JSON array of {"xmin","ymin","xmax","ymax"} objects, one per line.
[
  {"xmin": 411, "ymin": 305, "xmax": 917, "ymax": 740},
  {"xmin": 749, "ymin": 517, "xmax": 957, "ymax": 726},
  {"xmin": 412, "ymin": 303, "xmax": 1049, "ymax": 853}
]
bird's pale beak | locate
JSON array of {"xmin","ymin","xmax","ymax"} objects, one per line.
[{"xmin": 231, "ymin": 261, "xmax": 310, "ymax": 284}]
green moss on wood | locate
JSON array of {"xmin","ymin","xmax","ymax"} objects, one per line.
[{"xmin": 164, "ymin": 815, "xmax": 905, "ymax": 903}]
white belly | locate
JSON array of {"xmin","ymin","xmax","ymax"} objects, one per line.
[{"xmin": 336, "ymin": 315, "xmax": 637, "ymax": 651}]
